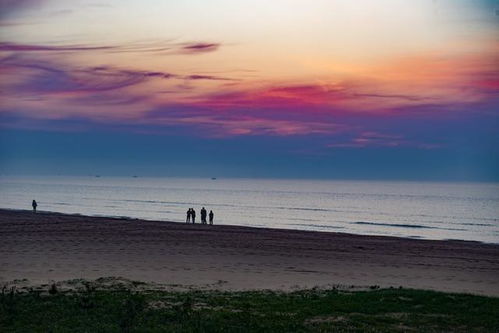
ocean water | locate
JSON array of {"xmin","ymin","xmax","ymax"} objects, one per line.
[{"xmin": 0, "ymin": 176, "xmax": 498, "ymax": 243}]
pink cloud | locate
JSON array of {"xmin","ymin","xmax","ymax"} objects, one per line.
[
  {"xmin": 192, "ymin": 83, "xmax": 349, "ymax": 110},
  {"xmin": 475, "ymin": 79, "xmax": 499, "ymax": 92}
]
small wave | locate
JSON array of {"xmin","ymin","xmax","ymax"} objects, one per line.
[
  {"xmin": 287, "ymin": 217, "xmax": 322, "ymax": 222},
  {"xmin": 409, "ymin": 214, "xmax": 498, "ymax": 223},
  {"xmin": 352, "ymin": 221, "xmax": 468, "ymax": 232},
  {"xmin": 289, "ymin": 223, "xmax": 345, "ymax": 229},
  {"xmin": 90, "ymin": 214, "xmax": 137, "ymax": 220},
  {"xmin": 278, "ymin": 207, "xmax": 330, "ymax": 212},
  {"xmin": 444, "ymin": 238, "xmax": 482, "ymax": 243},
  {"xmin": 477, "ymin": 217, "xmax": 499, "ymax": 222},
  {"xmin": 458, "ymin": 222, "xmax": 495, "ymax": 227},
  {"xmin": 353, "ymin": 221, "xmax": 437, "ymax": 229}
]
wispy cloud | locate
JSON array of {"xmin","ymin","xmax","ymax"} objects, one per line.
[
  {"xmin": 0, "ymin": 41, "xmax": 114, "ymax": 52},
  {"xmin": 180, "ymin": 43, "xmax": 220, "ymax": 54},
  {"xmin": 185, "ymin": 74, "xmax": 236, "ymax": 81},
  {"xmin": 142, "ymin": 105, "xmax": 346, "ymax": 137},
  {"xmin": 352, "ymin": 93, "xmax": 425, "ymax": 102},
  {"xmin": 192, "ymin": 83, "xmax": 349, "ymax": 110},
  {"xmin": 328, "ymin": 131, "xmax": 404, "ymax": 148},
  {"xmin": 327, "ymin": 131, "xmax": 444, "ymax": 149},
  {"xmin": 0, "ymin": 52, "xmax": 242, "ymax": 103},
  {"xmin": 0, "ymin": 41, "xmax": 223, "ymax": 55}
]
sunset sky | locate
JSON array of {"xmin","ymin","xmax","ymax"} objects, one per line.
[{"xmin": 1, "ymin": 0, "xmax": 498, "ymax": 180}]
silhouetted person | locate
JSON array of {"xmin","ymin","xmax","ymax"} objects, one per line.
[
  {"xmin": 32, "ymin": 200, "xmax": 37, "ymax": 213},
  {"xmin": 191, "ymin": 209, "xmax": 196, "ymax": 224},
  {"xmin": 201, "ymin": 207, "xmax": 207, "ymax": 224},
  {"xmin": 209, "ymin": 210, "xmax": 214, "ymax": 225},
  {"xmin": 186, "ymin": 208, "xmax": 191, "ymax": 223}
]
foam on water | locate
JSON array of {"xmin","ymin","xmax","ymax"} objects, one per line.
[{"xmin": 0, "ymin": 176, "xmax": 498, "ymax": 243}]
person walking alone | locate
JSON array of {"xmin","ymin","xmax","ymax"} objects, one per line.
[{"xmin": 32, "ymin": 200, "xmax": 37, "ymax": 213}]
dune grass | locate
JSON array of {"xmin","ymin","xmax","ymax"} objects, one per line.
[{"xmin": 1, "ymin": 284, "xmax": 498, "ymax": 332}]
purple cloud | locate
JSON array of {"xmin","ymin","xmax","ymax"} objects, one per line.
[
  {"xmin": 0, "ymin": 41, "xmax": 114, "ymax": 52},
  {"xmin": 180, "ymin": 43, "xmax": 220, "ymax": 54},
  {"xmin": 0, "ymin": 41, "xmax": 223, "ymax": 55},
  {"xmin": 0, "ymin": 56, "xmax": 175, "ymax": 95},
  {"xmin": 185, "ymin": 74, "xmax": 235, "ymax": 81}
]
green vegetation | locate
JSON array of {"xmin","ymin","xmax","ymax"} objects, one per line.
[{"xmin": 1, "ymin": 284, "xmax": 498, "ymax": 332}]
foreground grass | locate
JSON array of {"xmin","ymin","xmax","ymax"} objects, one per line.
[{"xmin": 1, "ymin": 285, "xmax": 498, "ymax": 332}]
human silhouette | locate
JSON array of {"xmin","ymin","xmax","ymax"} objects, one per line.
[
  {"xmin": 32, "ymin": 200, "xmax": 37, "ymax": 212},
  {"xmin": 191, "ymin": 209, "xmax": 196, "ymax": 224},
  {"xmin": 186, "ymin": 208, "xmax": 191, "ymax": 223},
  {"xmin": 209, "ymin": 210, "xmax": 214, "ymax": 225},
  {"xmin": 201, "ymin": 207, "xmax": 207, "ymax": 224}
]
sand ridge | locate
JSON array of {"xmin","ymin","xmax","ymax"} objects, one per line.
[{"xmin": 1, "ymin": 209, "xmax": 498, "ymax": 296}]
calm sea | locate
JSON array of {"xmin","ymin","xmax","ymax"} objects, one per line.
[{"xmin": 0, "ymin": 176, "xmax": 498, "ymax": 243}]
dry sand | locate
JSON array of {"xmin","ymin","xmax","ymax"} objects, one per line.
[{"xmin": 1, "ymin": 209, "xmax": 498, "ymax": 296}]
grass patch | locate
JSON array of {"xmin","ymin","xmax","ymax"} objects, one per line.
[{"xmin": 1, "ymin": 286, "xmax": 498, "ymax": 332}]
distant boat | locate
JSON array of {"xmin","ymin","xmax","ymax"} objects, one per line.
[
  {"xmin": 211, "ymin": 177, "xmax": 217, "ymax": 180},
  {"xmin": 95, "ymin": 175, "xmax": 101, "ymax": 178},
  {"xmin": 132, "ymin": 175, "xmax": 138, "ymax": 178}
]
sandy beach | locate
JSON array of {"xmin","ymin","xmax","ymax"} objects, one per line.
[{"xmin": 1, "ymin": 209, "xmax": 498, "ymax": 296}]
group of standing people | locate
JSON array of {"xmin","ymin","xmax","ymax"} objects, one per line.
[{"xmin": 186, "ymin": 207, "xmax": 214, "ymax": 225}]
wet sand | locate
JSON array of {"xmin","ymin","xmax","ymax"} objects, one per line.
[{"xmin": 1, "ymin": 209, "xmax": 498, "ymax": 296}]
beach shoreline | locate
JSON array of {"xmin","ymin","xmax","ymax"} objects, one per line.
[{"xmin": 1, "ymin": 209, "xmax": 499, "ymax": 296}]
